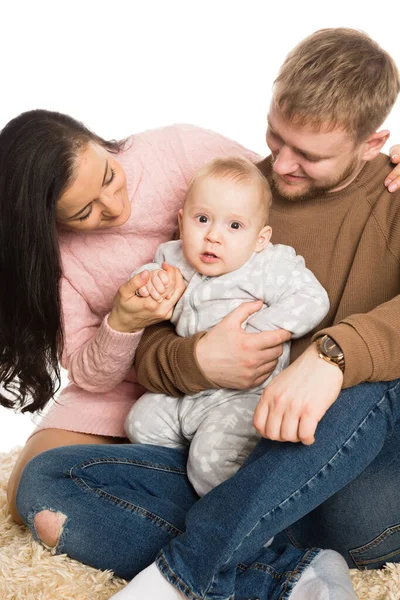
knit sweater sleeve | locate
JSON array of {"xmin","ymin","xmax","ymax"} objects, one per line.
[
  {"xmin": 60, "ymin": 278, "xmax": 143, "ymax": 393},
  {"xmin": 313, "ymin": 295, "xmax": 400, "ymax": 388},
  {"xmin": 134, "ymin": 321, "xmax": 214, "ymax": 397}
]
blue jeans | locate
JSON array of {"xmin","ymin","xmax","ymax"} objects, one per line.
[{"xmin": 17, "ymin": 380, "xmax": 400, "ymax": 600}]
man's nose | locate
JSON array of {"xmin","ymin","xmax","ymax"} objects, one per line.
[{"xmin": 272, "ymin": 145, "xmax": 300, "ymax": 175}]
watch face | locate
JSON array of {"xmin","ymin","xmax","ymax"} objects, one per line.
[{"xmin": 321, "ymin": 336, "xmax": 342, "ymax": 359}]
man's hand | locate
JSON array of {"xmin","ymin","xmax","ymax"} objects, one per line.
[
  {"xmin": 253, "ymin": 342, "xmax": 343, "ymax": 445},
  {"xmin": 385, "ymin": 145, "xmax": 400, "ymax": 192},
  {"xmin": 196, "ymin": 301, "xmax": 291, "ymax": 389}
]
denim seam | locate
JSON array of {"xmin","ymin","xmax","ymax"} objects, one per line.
[
  {"xmin": 219, "ymin": 380, "xmax": 400, "ymax": 571},
  {"xmin": 69, "ymin": 472, "xmax": 184, "ymax": 537},
  {"xmin": 249, "ymin": 562, "xmax": 296, "ymax": 580},
  {"xmin": 277, "ymin": 548, "xmax": 321, "ymax": 600},
  {"xmin": 283, "ymin": 527, "xmax": 303, "ymax": 550},
  {"xmin": 350, "ymin": 523, "xmax": 400, "ymax": 567},
  {"xmin": 157, "ymin": 550, "xmax": 213, "ymax": 600},
  {"xmin": 69, "ymin": 456, "xmax": 187, "ymax": 475}
]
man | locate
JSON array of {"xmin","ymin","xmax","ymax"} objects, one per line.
[{"xmin": 126, "ymin": 28, "xmax": 400, "ymax": 600}]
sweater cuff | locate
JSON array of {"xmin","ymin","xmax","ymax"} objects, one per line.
[
  {"xmin": 97, "ymin": 313, "xmax": 144, "ymax": 357},
  {"xmin": 176, "ymin": 331, "xmax": 218, "ymax": 393},
  {"xmin": 312, "ymin": 323, "xmax": 373, "ymax": 388}
]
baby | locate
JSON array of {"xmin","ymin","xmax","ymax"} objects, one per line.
[{"xmin": 125, "ymin": 157, "xmax": 329, "ymax": 496}]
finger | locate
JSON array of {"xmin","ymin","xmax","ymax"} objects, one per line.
[
  {"xmin": 159, "ymin": 270, "xmax": 170, "ymax": 286},
  {"xmin": 127, "ymin": 270, "xmax": 150, "ymax": 296},
  {"xmin": 387, "ymin": 177, "xmax": 400, "ymax": 192},
  {"xmin": 137, "ymin": 285, "xmax": 150, "ymax": 298},
  {"xmin": 280, "ymin": 411, "xmax": 301, "ymax": 443},
  {"xmin": 151, "ymin": 273, "xmax": 168, "ymax": 295},
  {"xmin": 264, "ymin": 402, "xmax": 284, "ymax": 441},
  {"xmin": 224, "ymin": 301, "xmax": 264, "ymax": 329},
  {"xmin": 162, "ymin": 262, "xmax": 177, "ymax": 286},
  {"xmin": 253, "ymin": 359, "xmax": 279, "ymax": 381},
  {"xmin": 145, "ymin": 281, "xmax": 161, "ymax": 301},
  {"xmin": 389, "ymin": 146, "xmax": 400, "ymax": 161},
  {"xmin": 253, "ymin": 398, "xmax": 269, "ymax": 437},
  {"xmin": 256, "ymin": 329, "xmax": 291, "ymax": 350},
  {"xmin": 298, "ymin": 413, "xmax": 317, "ymax": 445}
]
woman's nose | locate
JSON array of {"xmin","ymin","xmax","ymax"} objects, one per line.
[{"xmin": 100, "ymin": 192, "xmax": 122, "ymax": 217}]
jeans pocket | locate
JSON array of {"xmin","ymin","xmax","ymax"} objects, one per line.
[{"xmin": 350, "ymin": 524, "xmax": 400, "ymax": 568}]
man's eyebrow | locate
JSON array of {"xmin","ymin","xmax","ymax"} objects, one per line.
[
  {"xmin": 65, "ymin": 158, "xmax": 109, "ymax": 220},
  {"xmin": 267, "ymin": 119, "xmax": 332, "ymax": 160}
]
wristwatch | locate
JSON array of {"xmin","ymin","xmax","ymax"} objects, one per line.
[{"xmin": 316, "ymin": 335, "xmax": 345, "ymax": 372}]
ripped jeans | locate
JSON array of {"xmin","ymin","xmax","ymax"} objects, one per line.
[{"xmin": 16, "ymin": 380, "xmax": 400, "ymax": 600}]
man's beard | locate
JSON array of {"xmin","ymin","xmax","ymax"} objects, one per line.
[{"xmin": 271, "ymin": 157, "xmax": 360, "ymax": 202}]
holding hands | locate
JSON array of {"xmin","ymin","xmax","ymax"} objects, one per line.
[
  {"xmin": 108, "ymin": 263, "xmax": 185, "ymax": 333},
  {"xmin": 135, "ymin": 264, "xmax": 174, "ymax": 302}
]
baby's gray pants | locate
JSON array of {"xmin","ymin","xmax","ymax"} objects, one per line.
[{"xmin": 124, "ymin": 387, "xmax": 261, "ymax": 496}]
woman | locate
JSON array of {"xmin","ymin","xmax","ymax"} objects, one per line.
[{"xmin": 2, "ymin": 109, "xmax": 400, "ymax": 600}]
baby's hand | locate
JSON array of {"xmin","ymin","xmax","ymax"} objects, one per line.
[{"xmin": 136, "ymin": 269, "xmax": 170, "ymax": 302}]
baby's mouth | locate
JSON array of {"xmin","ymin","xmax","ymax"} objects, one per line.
[{"xmin": 201, "ymin": 252, "xmax": 220, "ymax": 263}]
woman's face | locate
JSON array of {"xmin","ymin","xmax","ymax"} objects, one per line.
[{"xmin": 56, "ymin": 142, "xmax": 131, "ymax": 231}]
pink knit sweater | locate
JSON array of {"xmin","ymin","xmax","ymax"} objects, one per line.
[{"xmin": 36, "ymin": 124, "xmax": 258, "ymax": 437}]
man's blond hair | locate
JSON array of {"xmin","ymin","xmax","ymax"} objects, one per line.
[
  {"xmin": 273, "ymin": 28, "xmax": 400, "ymax": 142},
  {"xmin": 185, "ymin": 157, "xmax": 272, "ymax": 224}
]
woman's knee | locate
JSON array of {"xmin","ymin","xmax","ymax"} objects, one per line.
[
  {"xmin": 15, "ymin": 448, "xmax": 62, "ymax": 522},
  {"xmin": 33, "ymin": 509, "xmax": 67, "ymax": 547}
]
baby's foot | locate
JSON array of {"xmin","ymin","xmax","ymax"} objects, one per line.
[
  {"xmin": 110, "ymin": 562, "xmax": 185, "ymax": 599},
  {"xmin": 290, "ymin": 549, "xmax": 357, "ymax": 599}
]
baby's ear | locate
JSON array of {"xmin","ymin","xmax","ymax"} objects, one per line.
[
  {"xmin": 177, "ymin": 209, "xmax": 183, "ymax": 238},
  {"xmin": 255, "ymin": 225, "xmax": 272, "ymax": 253}
]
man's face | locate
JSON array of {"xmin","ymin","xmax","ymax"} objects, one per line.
[{"xmin": 266, "ymin": 102, "xmax": 365, "ymax": 201}]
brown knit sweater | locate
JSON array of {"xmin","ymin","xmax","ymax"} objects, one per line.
[{"xmin": 135, "ymin": 153, "xmax": 400, "ymax": 392}]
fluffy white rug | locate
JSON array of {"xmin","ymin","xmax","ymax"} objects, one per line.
[{"xmin": 1, "ymin": 448, "xmax": 400, "ymax": 600}]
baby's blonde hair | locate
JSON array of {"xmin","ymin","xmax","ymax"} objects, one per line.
[
  {"xmin": 273, "ymin": 28, "xmax": 400, "ymax": 142},
  {"xmin": 185, "ymin": 157, "xmax": 272, "ymax": 225}
]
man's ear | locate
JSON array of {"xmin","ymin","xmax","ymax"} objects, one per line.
[
  {"xmin": 254, "ymin": 225, "xmax": 272, "ymax": 253},
  {"xmin": 361, "ymin": 130, "xmax": 390, "ymax": 161},
  {"xmin": 178, "ymin": 209, "xmax": 183, "ymax": 238}
]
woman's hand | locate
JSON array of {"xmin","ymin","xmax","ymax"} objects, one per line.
[
  {"xmin": 108, "ymin": 263, "xmax": 185, "ymax": 333},
  {"xmin": 196, "ymin": 301, "xmax": 291, "ymax": 389},
  {"xmin": 385, "ymin": 145, "xmax": 400, "ymax": 192}
]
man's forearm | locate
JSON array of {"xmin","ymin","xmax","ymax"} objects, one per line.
[{"xmin": 134, "ymin": 321, "xmax": 212, "ymax": 396}]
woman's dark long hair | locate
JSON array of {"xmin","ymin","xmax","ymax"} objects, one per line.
[{"xmin": 0, "ymin": 109, "xmax": 125, "ymax": 412}]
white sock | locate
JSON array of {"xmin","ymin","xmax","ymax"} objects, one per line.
[
  {"xmin": 290, "ymin": 549, "xmax": 357, "ymax": 600},
  {"xmin": 110, "ymin": 562, "xmax": 185, "ymax": 600}
]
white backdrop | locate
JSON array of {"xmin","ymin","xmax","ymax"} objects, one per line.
[{"xmin": 1, "ymin": 0, "xmax": 400, "ymax": 452}]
